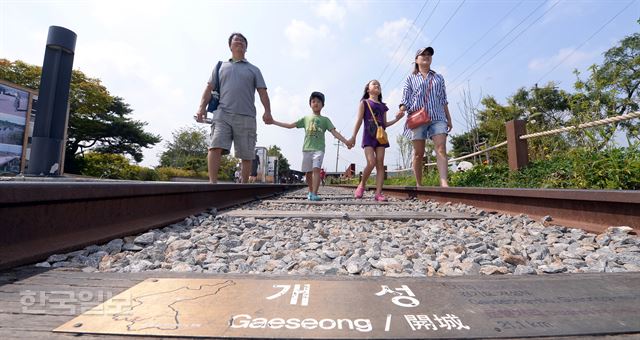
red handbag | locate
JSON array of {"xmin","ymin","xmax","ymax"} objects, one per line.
[{"xmin": 406, "ymin": 74, "xmax": 434, "ymax": 129}]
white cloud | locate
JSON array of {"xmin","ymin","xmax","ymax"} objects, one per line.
[
  {"xmin": 269, "ymin": 86, "xmax": 307, "ymax": 121},
  {"xmin": 374, "ymin": 18, "xmax": 421, "ymax": 64},
  {"xmin": 76, "ymin": 40, "xmax": 147, "ymax": 78},
  {"xmin": 315, "ymin": 0, "xmax": 347, "ymax": 26},
  {"xmin": 90, "ymin": 0, "xmax": 172, "ymax": 29},
  {"xmin": 528, "ymin": 47, "xmax": 596, "ymax": 71},
  {"xmin": 284, "ymin": 20, "xmax": 330, "ymax": 59},
  {"xmin": 345, "ymin": 0, "xmax": 367, "ymax": 12}
]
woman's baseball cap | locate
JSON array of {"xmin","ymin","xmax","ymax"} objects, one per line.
[{"xmin": 416, "ymin": 46, "xmax": 434, "ymax": 57}]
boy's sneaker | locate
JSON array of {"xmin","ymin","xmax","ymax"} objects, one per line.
[
  {"xmin": 309, "ymin": 193, "xmax": 322, "ymax": 201},
  {"xmin": 354, "ymin": 185, "xmax": 365, "ymax": 199},
  {"xmin": 374, "ymin": 193, "xmax": 387, "ymax": 202}
]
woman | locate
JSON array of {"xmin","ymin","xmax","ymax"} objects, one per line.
[{"xmin": 399, "ymin": 46, "xmax": 452, "ymax": 187}]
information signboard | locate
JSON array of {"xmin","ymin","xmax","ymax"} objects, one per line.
[{"xmin": 0, "ymin": 80, "xmax": 36, "ymax": 175}]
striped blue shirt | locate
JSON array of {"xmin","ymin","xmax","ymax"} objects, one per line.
[{"xmin": 400, "ymin": 70, "xmax": 448, "ymax": 122}]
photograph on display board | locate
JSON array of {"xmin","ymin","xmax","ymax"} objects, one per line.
[
  {"xmin": 23, "ymin": 95, "xmax": 38, "ymax": 173},
  {"xmin": 0, "ymin": 83, "xmax": 29, "ymax": 116},
  {"xmin": 0, "ymin": 83, "xmax": 29, "ymax": 174}
]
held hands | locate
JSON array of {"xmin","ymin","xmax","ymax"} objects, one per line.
[
  {"xmin": 395, "ymin": 110, "xmax": 405, "ymax": 120},
  {"xmin": 263, "ymin": 112, "xmax": 274, "ymax": 124},
  {"xmin": 346, "ymin": 137, "xmax": 356, "ymax": 149}
]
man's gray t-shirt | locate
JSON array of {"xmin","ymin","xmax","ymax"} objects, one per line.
[{"xmin": 209, "ymin": 59, "xmax": 266, "ymax": 117}]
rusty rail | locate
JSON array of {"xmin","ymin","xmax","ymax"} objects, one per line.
[
  {"xmin": 373, "ymin": 185, "xmax": 640, "ymax": 234},
  {"xmin": 2, "ymin": 182, "xmax": 638, "ymax": 271},
  {"xmin": 0, "ymin": 182, "xmax": 300, "ymax": 270}
]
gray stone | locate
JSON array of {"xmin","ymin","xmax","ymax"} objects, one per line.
[
  {"xmin": 134, "ymin": 232, "xmax": 156, "ymax": 245},
  {"xmin": 171, "ymin": 262, "xmax": 193, "ymax": 272},
  {"xmin": 46, "ymin": 253, "xmax": 68, "ymax": 262},
  {"xmin": 514, "ymin": 265, "xmax": 536, "ymax": 275},
  {"xmin": 479, "ymin": 265, "xmax": 509, "ymax": 275},
  {"xmin": 459, "ymin": 261, "xmax": 481, "ymax": 275},
  {"xmin": 539, "ymin": 263, "xmax": 568, "ymax": 274},
  {"xmin": 167, "ymin": 239, "xmax": 194, "ymax": 252},
  {"xmin": 130, "ymin": 260, "xmax": 153, "ymax": 272},
  {"xmin": 123, "ymin": 243, "xmax": 143, "ymax": 251},
  {"xmin": 104, "ymin": 239, "xmax": 124, "ymax": 254}
]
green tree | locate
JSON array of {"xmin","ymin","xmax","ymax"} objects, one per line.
[
  {"xmin": 396, "ymin": 134, "xmax": 413, "ymax": 169},
  {"xmin": 0, "ymin": 59, "xmax": 161, "ymax": 173},
  {"xmin": 472, "ymin": 96, "xmax": 518, "ymax": 164},
  {"xmin": 472, "ymin": 84, "xmax": 572, "ymax": 164},
  {"xmin": 509, "ymin": 83, "xmax": 572, "ymax": 161},
  {"xmin": 218, "ymin": 154, "xmax": 240, "ymax": 181},
  {"xmin": 267, "ymin": 145, "xmax": 291, "ymax": 178},
  {"xmin": 449, "ymin": 128, "xmax": 490, "ymax": 162},
  {"xmin": 158, "ymin": 125, "xmax": 239, "ymax": 180},
  {"xmin": 571, "ymin": 30, "xmax": 640, "ymax": 150},
  {"xmin": 159, "ymin": 125, "xmax": 208, "ymax": 171}
]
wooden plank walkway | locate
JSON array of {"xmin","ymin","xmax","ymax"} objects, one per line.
[
  {"xmin": 222, "ymin": 210, "xmax": 476, "ymax": 221},
  {"xmin": 1, "ymin": 267, "xmax": 639, "ymax": 339}
]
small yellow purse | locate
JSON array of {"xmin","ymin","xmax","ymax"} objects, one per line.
[{"xmin": 365, "ymin": 99, "xmax": 388, "ymax": 144}]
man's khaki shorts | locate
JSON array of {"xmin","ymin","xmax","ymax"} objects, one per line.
[{"xmin": 207, "ymin": 111, "xmax": 257, "ymax": 160}]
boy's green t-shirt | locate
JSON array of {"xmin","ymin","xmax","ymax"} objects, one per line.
[{"xmin": 295, "ymin": 114, "xmax": 335, "ymax": 152}]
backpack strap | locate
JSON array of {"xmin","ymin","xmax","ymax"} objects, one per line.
[{"xmin": 213, "ymin": 61, "xmax": 222, "ymax": 91}]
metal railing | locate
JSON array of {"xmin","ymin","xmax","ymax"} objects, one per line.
[{"xmin": 386, "ymin": 111, "xmax": 639, "ymax": 173}]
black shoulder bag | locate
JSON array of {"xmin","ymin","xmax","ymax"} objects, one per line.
[{"xmin": 206, "ymin": 61, "xmax": 222, "ymax": 112}]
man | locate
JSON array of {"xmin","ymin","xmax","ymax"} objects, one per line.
[{"xmin": 196, "ymin": 33, "xmax": 273, "ymax": 183}]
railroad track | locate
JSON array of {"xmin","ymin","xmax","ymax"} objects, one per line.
[
  {"xmin": 0, "ymin": 182, "xmax": 299, "ymax": 270},
  {"xmin": 2, "ymin": 182, "xmax": 640, "ymax": 339},
  {"xmin": 2, "ymin": 182, "xmax": 638, "ymax": 272}
]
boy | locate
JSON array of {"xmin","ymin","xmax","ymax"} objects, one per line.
[{"xmin": 269, "ymin": 92, "xmax": 352, "ymax": 200}]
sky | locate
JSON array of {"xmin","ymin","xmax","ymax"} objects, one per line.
[{"xmin": 1, "ymin": 0, "xmax": 638, "ymax": 174}]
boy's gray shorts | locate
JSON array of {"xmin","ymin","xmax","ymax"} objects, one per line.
[{"xmin": 207, "ymin": 111, "xmax": 257, "ymax": 160}]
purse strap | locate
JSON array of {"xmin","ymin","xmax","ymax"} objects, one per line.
[
  {"xmin": 364, "ymin": 99, "xmax": 381, "ymax": 128},
  {"xmin": 423, "ymin": 72, "xmax": 434, "ymax": 109}
]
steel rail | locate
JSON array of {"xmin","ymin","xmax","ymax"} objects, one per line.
[
  {"xmin": 371, "ymin": 185, "xmax": 640, "ymax": 233},
  {"xmin": 0, "ymin": 182, "xmax": 301, "ymax": 270},
  {"xmin": 3, "ymin": 183, "xmax": 638, "ymax": 270}
]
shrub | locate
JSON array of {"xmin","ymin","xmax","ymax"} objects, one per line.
[
  {"xmin": 81, "ymin": 152, "xmax": 132, "ymax": 179},
  {"xmin": 382, "ymin": 147, "xmax": 639, "ymax": 190}
]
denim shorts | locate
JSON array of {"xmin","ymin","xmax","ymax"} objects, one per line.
[{"xmin": 412, "ymin": 120, "xmax": 448, "ymax": 141}]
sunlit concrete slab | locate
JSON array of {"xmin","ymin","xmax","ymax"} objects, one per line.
[
  {"xmin": 264, "ymin": 199, "xmax": 403, "ymax": 205},
  {"xmin": 222, "ymin": 210, "xmax": 476, "ymax": 220},
  {"xmin": 286, "ymin": 195, "xmax": 355, "ymax": 200},
  {"xmin": 54, "ymin": 273, "xmax": 640, "ymax": 338}
]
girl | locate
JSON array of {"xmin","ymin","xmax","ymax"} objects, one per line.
[{"xmin": 348, "ymin": 80, "xmax": 404, "ymax": 201}]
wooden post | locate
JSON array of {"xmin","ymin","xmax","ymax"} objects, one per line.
[{"xmin": 506, "ymin": 120, "xmax": 529, "ymax": 171}]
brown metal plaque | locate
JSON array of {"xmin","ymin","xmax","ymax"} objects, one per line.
[{"xmin": 54, "ymin": 274, "xmax": 640, "ymax": 338}]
